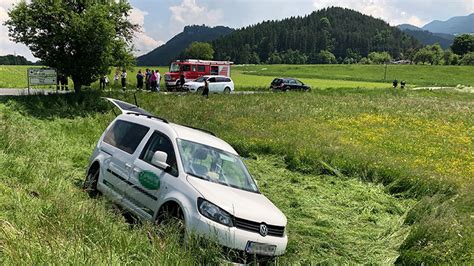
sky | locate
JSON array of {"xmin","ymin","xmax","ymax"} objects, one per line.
[{"xmin": 1, "ymin": 0, "xmax": 473, "ymax": 61}]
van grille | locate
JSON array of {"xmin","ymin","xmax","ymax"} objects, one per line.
[{"xmin": 234, "ymin": 217, "xmax": 285, "ymax": 237}]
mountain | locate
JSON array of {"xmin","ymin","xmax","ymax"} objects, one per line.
[
  {"xmin": 422, "ymin": 13, "xmax": 474, "ymax": 34},
  {"xmin": 137, "ymin": 25, "xmax": 234, "ymax": 66},
  {"xmin": 212, "ymin": 7, "xmax": 420, "ymax": 64},
  {"xmin": 397, "ymin": 27, "xmax": 455, "ymax": 49},
  {"xmin": 398, "ymin": 24, "xmax": 422, "ymax": 31}
]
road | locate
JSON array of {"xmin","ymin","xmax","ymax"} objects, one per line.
[
  {"xmin": 0, "ymin": 88, "xmax": 269, "ymax": 96},
  {"xmin": 0, "ymin": 88, "xmax": 71, "ymax": 96}
]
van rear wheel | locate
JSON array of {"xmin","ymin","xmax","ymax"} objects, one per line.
[
  {"xmin": 224, "ymin": 87, "xmax": 231, "ymax": 94},
  {"xmin": 83, "ymin": 167, "xmax": 100, "ymax": 197}
]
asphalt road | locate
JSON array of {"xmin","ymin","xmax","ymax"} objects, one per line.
[
  {"xmin": 0, "ymin": 88, "xmax": 72, "ymax": 96},
  {"xmin": 0, "ymin": 88, "xmax": 270, "ymax": 96}
]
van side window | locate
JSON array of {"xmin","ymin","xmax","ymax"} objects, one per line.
[
  {"xmin": 208, "ymin": 77, "xmax": 216, "ymax": 83},
  {"xmin": 198, "ymin": 65, "xmax": 205, "ymax": 72},
  {"xmin": 104, "ymin": 120, "xmax": 149, "ymax": 154},
  {"xmin": 140, "ymin": 131, "xmax": 178, "ymax": 177}
]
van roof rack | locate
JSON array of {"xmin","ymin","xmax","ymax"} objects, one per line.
[
  {"xmin": 181, "ymin": 124, "xmax": 216, "ymax": 136},
  {"xmin": 126, "ymin": 112, "xmax": 169, "ymax": 124}
]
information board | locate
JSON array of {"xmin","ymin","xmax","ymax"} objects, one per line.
[{"xmin": 28, "ymin": 68, "xmax": 57, "ymax": 85}]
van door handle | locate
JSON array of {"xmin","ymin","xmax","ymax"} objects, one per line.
[{"xmin": 133, "ymin": 167, "xmax": 141, "ymax": 174}]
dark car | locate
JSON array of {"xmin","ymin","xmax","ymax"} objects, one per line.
[{"xmin": 270, "ymin": 78, "xmax": 311, "ymax": 92}]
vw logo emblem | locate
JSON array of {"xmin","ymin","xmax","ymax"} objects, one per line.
[{"xmin": 259, "ymin": 223, "xmax": 268, "ymax": 237}]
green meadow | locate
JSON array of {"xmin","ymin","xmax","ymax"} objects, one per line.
[
  {"xmin": 2, "ymin": 64, "xmax": 473, "ymax": 90},
  {"xmin": 1, "ymin": 65, "xmax": 473, "ymax": 263},
  {"xmin": 1, "ymin": 89, "xmax": 473, "ymax": 264}
]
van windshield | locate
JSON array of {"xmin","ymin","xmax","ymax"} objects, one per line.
[
  {"xmin": 170, "ymin": 63, "xmax": 180, "ymax": 72},
  {"xmin": 177, "ymin": 139, "xmax": 259, "ymax": 193}
]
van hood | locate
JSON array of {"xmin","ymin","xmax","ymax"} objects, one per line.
[{"xmin": 187, "ymin": 175, "xmax": 287, "ymax": 226}]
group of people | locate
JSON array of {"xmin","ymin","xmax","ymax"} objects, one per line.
[
  {"xmin": 99, "ymin": 68, "xmax": 208, "ymax": 98},
  {"xmin": 136, "ymin": 69, "xmax": 161, "ymax": 92},
  {"xmin": 56, "ymin": 73, "xmax": 69, "ymax": 91},
  {"xmin": 393, "ymin": 79, "xmax": 406, "ymax": 89}
]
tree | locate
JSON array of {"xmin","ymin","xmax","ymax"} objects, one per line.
[
  {"xmin": 5, "ymin": 0, "xmax": 137, "ymax": 92},
  {"xmin": 413, "ymin": 48, "xmax": 434, "ymax": 65},
  {"xmin": 183, "ymin": 42, "xmax": 214, "ymax": 60},
  {"xmin": 460, "ymin": 52, "xmax": 474, "ymax": 65},
  {"xmin": 312, "ymin": 50, "xmax": 337, "ymax": 64},
  {"xmin": 443, "ymin": 50, "xmax": 459, "ymax": 65},
  {"xmin": 368, "ymin": 52, "xmax": 391, "ymax": 64},
  {"xmin": 451, "ymin": 34, "xmax": 474, "ymax": 56},
  {"xmin": 266, "ymin": 52, "xmax": 282, "ymax": 64},
  {"xmin": 412, "ymin": 44, "xmax": 443, "ymax": 65}
]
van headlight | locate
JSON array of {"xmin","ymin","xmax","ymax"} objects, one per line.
[{"xmin": 198, "ymin": 198, "xmax": 234, "ymax": 227}]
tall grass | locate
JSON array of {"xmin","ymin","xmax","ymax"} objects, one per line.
[{"xmin": 1, "ymin": 88, "xmax": 473, "ymax": 263}]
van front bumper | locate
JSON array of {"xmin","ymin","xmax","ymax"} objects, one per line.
[{"xmin": 188, "ymin": 213, "xmax": 288, "ymax": 256}]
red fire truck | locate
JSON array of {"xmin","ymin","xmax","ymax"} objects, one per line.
[{"xmin": 164, "ymin": 59, "xmax": 233, "ymax": 90}]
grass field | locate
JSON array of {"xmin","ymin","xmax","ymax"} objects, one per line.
[
  {"xmin": 1, "ymin": 86, "xmax": 472, "ymax": 264},
  {"xmin": 235, "ymin": 64, "xmax": 474, "ymax": 87},
  {"xmin": 2, "ymin": 64, "xmax": 473, "ymax": 90}
]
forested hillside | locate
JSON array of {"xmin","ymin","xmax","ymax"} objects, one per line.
[
  {"xmin": 401, "ymin": 29, "xmax": 454, "ymax": 49},
  {"xmin": 137, "ymin": 25, "xmax": 233, "ymax": 66},
  {"xmin": 212, "ymin": 7, "xmax": 421, "ymax": 64},
  {"xmin": 0, "ymin": 54, "xmax": 35, "ymax": 65}
]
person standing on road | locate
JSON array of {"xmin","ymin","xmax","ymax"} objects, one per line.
[
  {"xmin": 179, "ymin": 74, "xmax": 185, "ymax": 91},
  {"xmin": 202, "ymin": 78, "xmax": 209, "ymax": 98},
  {"xmin": 99, "ymin": 75, "xmax": 106, "ymax": 90},
  {"xmin": 136, "ymin": 70, "xmax": 144, "ymax": 90},
  {"xmin": 121, "ymin": 69, "xmax": 127, "ymax": 91},
  {"xmin": 149, "ymin": 70, "xmax": 157, "ymax": 92},
  {"xmin": 59, "ymin": 73, "xmax": 69, "ymax": 91},
  {"xmin": 155, "ymin": 69, "xmax": 161, "ymax": 92},
  {"xmin": 114, "ymin": 69, "xmax": 119, "ymax": 88},
  {"xmin": 145, "ymin": 69, "xmax": 150, "ymax": 90}
]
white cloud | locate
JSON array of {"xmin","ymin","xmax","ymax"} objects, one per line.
[
  {"xmin": 312, "ymin": 0, "xmax": 428, "ymax": 26},
  {"xmin": 129, "ymin": 7, "xmax": 164, "ymax": 56},
  {"xmin": 169, "ymin": 0, "xmax": 223, "ymax": 33},
  {"xmin": 0, "ymin": 0, "xmax": 36, "ymax": 61}
]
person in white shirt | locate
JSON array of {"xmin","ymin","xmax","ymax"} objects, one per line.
[
  {"xmin": 121, "ymin": 69, "xmax": 127, "ymax": 91},
  {"xmin": 156, "ymin": 69, "xmax": 161, "ymax": 92}
]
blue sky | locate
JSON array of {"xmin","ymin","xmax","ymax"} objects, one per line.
[{"xmin": 1, "ymin": 0, "xmax": 473, "ymax": 60}]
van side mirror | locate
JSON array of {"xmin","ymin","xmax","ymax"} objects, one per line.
[{"xmin": 151, "ymin": 151, "xmax": 170, "ymax": 170}]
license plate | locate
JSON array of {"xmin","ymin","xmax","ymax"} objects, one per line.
[{"xmin": 245, "ymin": 241, "xmax": 276, "ymax": 256}]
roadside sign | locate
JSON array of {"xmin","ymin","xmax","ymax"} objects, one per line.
[{"xmin": 28, "ymin": 68, "xmax": 57, "ymax": 86}]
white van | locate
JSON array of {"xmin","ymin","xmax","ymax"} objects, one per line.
[
  {"xmin": 83, "ymin": 98, "xmax": 287, "ymax": 259},
  {"xmin": 183, "ymin": 75, "xmax": 234, "ymax": 93}
]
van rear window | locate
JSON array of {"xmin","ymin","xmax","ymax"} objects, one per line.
[{"xmin": 104, "ymin": 120, "xmax": 149, "ymax": 154}]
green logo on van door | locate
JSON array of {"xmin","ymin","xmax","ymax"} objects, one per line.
[{"xmin": 138, "ymin": 171, "xmax": 160, "ymax": 190}]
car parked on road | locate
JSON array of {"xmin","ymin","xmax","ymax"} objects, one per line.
[
  {"xmin": 270, "ymin": 78, "xmax": 310, "ymax": 92},
  {"xmin": 83, "ymin": 98, "xmax": 287, "ymax": 260},
  {"xmin": 183, "ymin": 75, "xmax": 234, "ymax": 93}
]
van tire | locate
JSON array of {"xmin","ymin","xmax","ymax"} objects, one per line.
[
  {"xmin": 224, "ymin": 87, "xmax": 231, "ymax": 94},
  {"xmin": 197, "ymin": 87, "xmax": 204, "ymax": 93},
  {"xmin": 83, "ymin": 166, "xmax": 100, "ymax": 197}
]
